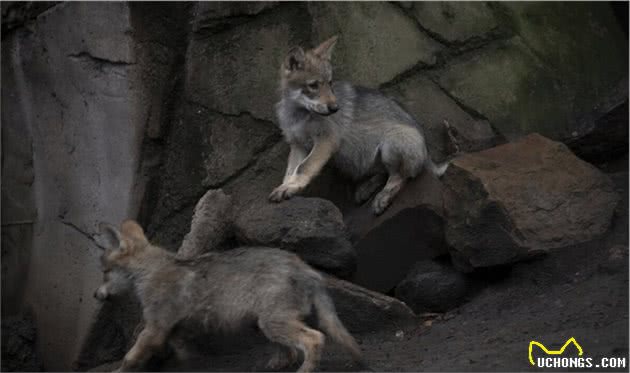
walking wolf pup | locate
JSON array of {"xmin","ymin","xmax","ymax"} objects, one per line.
[
  {"xmin": 94, "ymin": 220, "xmax": 362, "ymax": 372},
  {"xmin": 270, "ymin": 36, "xmax": 448, "ymax": 215}
]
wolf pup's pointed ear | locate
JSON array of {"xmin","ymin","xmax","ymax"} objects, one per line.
[
  {"xmin": 96, "ymin": 222, "xmax": 122, "ymax": 250},
  {"xmin": 121, "ymin": 219, "xmax": 149, "ymax": 245},
  {"xmin": 313, "ymin": 35, "xmax": 338, "ymax": 60},
  {"xmin": 284, "ymin": 46, "xmax": 305, "ymax": 72}
]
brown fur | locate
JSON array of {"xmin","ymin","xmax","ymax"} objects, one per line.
[{"xmin": 94, "ymin": 220, "xmax": 364, "ymax": 372}]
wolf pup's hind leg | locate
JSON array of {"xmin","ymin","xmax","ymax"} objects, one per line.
[
  {"xmin": 263, "ymin": 344, "xmax": 299, "ymax": 371},
  {"xmin": 371, "ymin": 126, "xmax": 426, "ymax": 215},
  {"xmin": 258, "ymin": 317, "xmax": 324, "ymax": 373},
  {"xmin": 372, "ymin": 173, "xmax": 406, "ymax": 215},
  {"xmin": 355, "ymin": 173, "xmax": 387, "ymax": 205}
]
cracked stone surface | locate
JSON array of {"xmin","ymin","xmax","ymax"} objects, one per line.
[
  {"xmin": 186, "ymin": 3, "xmax": 311, "ymax": 122},
  {"xmin": 384, "ymin": 74, "xmax": 499, "ymax": 162},
  {"xmin": 308, "ymin": 1, "xmax": 444, "ymax": 87},
  {"xmin": 192, "ymin": 1, "xmax": 278, "ymax": 33},
  {"xmin": 199, "ymin": 112, "xmax": 281, "ymax": 189},
  {"xmin": 410, "ymin": 2, "xmax": 499, "ymax": 44},
  {"xmin": 500, "ymin": 2, "xmax": 629, "ymax": 148},
  {"xmin": 145, "ymin": 101, "xmax": 282, "ymax": 250},
  {"xmin": 1, "ymin": 2, "xmax": 189, "ymax": 369},
  {"xmin": 436, "ymin": 37, "xmax": 567, "ymax": 140},
  {"xmin": 0, "ymin": 3, "xmax": 141, "ymax": 369},
  {"xmin": 1, "ymin": 1, "xmax": 60, "ymax": 34},
  {"xmin": 437, "ymin": 2, "xmax": 628, "ymax": 145},
  {"xmin": 41, "ymin": 3, "xmax": 135, "ymax": 64}
]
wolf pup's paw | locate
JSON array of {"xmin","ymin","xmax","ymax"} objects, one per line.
[
  {"xmin": 355, "ymin": 174, "xmax": 387, "ymax": 205},
  {"xmin": 259, "ymin": 347, "xmax": 298, "ymax": 371},
  {"xmin": 372, "ymin": 190, "xmax": 393, "ymax": 215},
  {"xmin": 354, "ymin": 185, "xmax": 374, "ymax": 205},
  {"xmin": 269, "ymin": 183, "xmax": 301, "ymax": 202}
]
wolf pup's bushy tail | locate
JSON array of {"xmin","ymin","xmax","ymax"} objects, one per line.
[{"xmin": 313, "ymin": 290, "xmax": 365, "ymax": 365}]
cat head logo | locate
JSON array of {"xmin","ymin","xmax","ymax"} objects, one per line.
[{"xmin": 528, "ymin": 337, "xmax": 584, "ymax": 366}]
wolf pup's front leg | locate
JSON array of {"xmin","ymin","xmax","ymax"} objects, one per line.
[
  {"xmin": 269, "ymin": 137, "xmax": 337, "ymax": 202},
  {"xmin": 282, "ymin": 144, "xmax": 308, "ymax": 184},
  {"xmin": 118, "ymin": 324, "xmax": 168, "ymax": 371}
]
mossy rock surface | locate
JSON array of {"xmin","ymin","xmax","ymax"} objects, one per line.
[
  {"xmin": 437, "ymin": 2, "xmax": 628, "ymax": 143},
  {"xmin": 309, "ymin": 1, "xmax": 443, "ymax": 87}
]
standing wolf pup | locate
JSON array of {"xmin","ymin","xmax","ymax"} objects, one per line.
[
  {"xmin": 94, "ymin": 220, "xmax": 362, "ymax": 372},
  {"xmin": 270, "ymin": 36, "xmax": 448, "ymax": 215}
]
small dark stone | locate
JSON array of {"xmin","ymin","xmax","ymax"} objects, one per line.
[
  {"xmin": 599, "ymin": 245, "xmax": 629, "ymax": 274},
  {"xmin": 395, "ymin": 260, "xmax": 469, "ymax": 313}
]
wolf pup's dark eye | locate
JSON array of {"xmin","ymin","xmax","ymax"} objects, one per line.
[{"xmin": 307, "ymin": 81, "xmax": 319, "ymax": 91}]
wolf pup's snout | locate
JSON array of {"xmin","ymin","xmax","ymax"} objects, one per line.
[{"xmin": 93, "ymin": 286, "xmax": 109, "ymax": 301}]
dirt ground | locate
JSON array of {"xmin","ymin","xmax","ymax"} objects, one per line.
[{"xmin": 91, "ymin": 165, "xmax": 629, "ymax": 373}]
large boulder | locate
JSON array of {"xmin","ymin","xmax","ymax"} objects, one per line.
[
  {"xmin": 234, "ymin": 197, "xmax": 357, "ymax": 278},
  {"xmin": 443, "ymin": 134, "xmax": 620, "ymax": 271},
  {"xmin": 395, "ymin": 260, "xmax": 469, "ymax": 313},
  {"xmin": 345, "ymin": 172, "xmax": 449, "ymax": 293}
]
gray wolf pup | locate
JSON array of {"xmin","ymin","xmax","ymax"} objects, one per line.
[
  {"xmin": 270, "ymin": 36, "xmax": 448, "ymax": 215},
  {"xmin": 94, "ymin": 220, "xmax": 362, "ymax": 372}
]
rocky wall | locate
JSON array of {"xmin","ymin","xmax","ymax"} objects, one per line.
[{"xmin": 1, "ymin": 2, "xmax": 627, "ymax": 370}]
